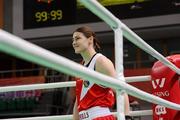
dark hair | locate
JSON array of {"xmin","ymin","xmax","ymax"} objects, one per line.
[{"xmin": 74, "ymin": 26, "xmax": 101, "ymax": 51}]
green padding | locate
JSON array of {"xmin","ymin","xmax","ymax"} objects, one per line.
[
  {"xmin": 26, "ymin": 98, "xmax": 36, "ymax": 110},
  {"xmin": 7, "ymin": 99, "xmax": 16, "ymax": 111},
  {"xmin": 16, "ymin": 98, "xmax": 26, "ymax": 110},
  {"xmin": 0, "ymin": 99, "xmax": 6, "ymax": 111}
]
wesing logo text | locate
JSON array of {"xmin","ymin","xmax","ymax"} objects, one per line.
[{"xmin": 152, "ymin": 78, "xmax": 166, "ymax": 89}]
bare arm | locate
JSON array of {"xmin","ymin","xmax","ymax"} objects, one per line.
[
  {"xmin": 73, "ymin": 98, "xmax": 79, "ymax": 120},
  {"xmin": 96, "ymin": 55, "xmax": 130, "ymax": 115}
]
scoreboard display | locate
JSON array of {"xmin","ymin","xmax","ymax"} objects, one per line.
[
  {"xmin": 23, "ymin": 0, "xmax": 76, "ymax": 29},
  {"xmin": 12, "ymin": 0, "xmax": 180, "ymax": 38},
  {"xmin": 23, "ymin": 0, "xmax": 180, "ymax": 29}
]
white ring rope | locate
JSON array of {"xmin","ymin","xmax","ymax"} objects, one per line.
[
  {"xmin": 126, "ymin": 75, "xmax": 150, "ymax": 83},
  {"xmin": 0, "ymin": 81, "xmax": 76, "ymax": 93},
  {"xmin": 128, "ymin": 110, "xmax": 152, "ymax": 117},
  {"xmin": 1, "ymin": 115, "xmax": 72, "ymax": 120},
  {"xmin": 0, "ymin": 75, "xmax": 150, "ymax": 93},
  {"xmin": 79, "ymin": 0, "xmax": 180, "ymax": 75},
  {"xmin": 0, "ymin": 30, "xmax": 180, "ymax": 111},
  {"xmin": 1, "ymin": 110, "xmax": 153, "ymax": 120}
]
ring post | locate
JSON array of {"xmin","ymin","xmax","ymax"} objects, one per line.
[{"xmin": 114, "ymin": 27, "xmax": 126, "ymax": 120}]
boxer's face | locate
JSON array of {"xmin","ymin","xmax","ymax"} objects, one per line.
[{"xmin": 72, "ymin": 32, "xmax": 91, "ymax": 54}]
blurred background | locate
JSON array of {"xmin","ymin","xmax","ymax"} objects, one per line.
[{"xmin": 0, "ymin": 0, "xmax": 180, "ymax": 119}]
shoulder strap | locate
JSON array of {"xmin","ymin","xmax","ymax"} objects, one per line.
[{"xmin": 88, "ymin": 53, "xmax": 103, "ymax": 70}]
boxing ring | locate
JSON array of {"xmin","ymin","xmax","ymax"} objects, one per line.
[{"xmin": 0, "ymin": 0, "xmax": 180, "ymax": 120}]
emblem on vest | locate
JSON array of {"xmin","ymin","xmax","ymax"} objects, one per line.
[{"xmin": 83, "ymin": 80, "xmax": 90, "ymax": 87}]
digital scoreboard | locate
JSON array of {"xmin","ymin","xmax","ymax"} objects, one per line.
[
  {"xmin": 12, "ymin": 0, "xmax": 180, "ymax": 39},
  {"xmin": 23, "ymin": 0, "xmax": 76, "ymax": 29}
]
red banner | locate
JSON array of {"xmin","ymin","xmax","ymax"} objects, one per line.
[{"xmin": 0, "ymin": 76, "xmax": 45, "ymax": 86}]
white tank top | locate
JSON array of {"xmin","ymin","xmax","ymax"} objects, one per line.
[{"xmin": 80, "ymin": 53, "xmax": 103, "ymax": 100}]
